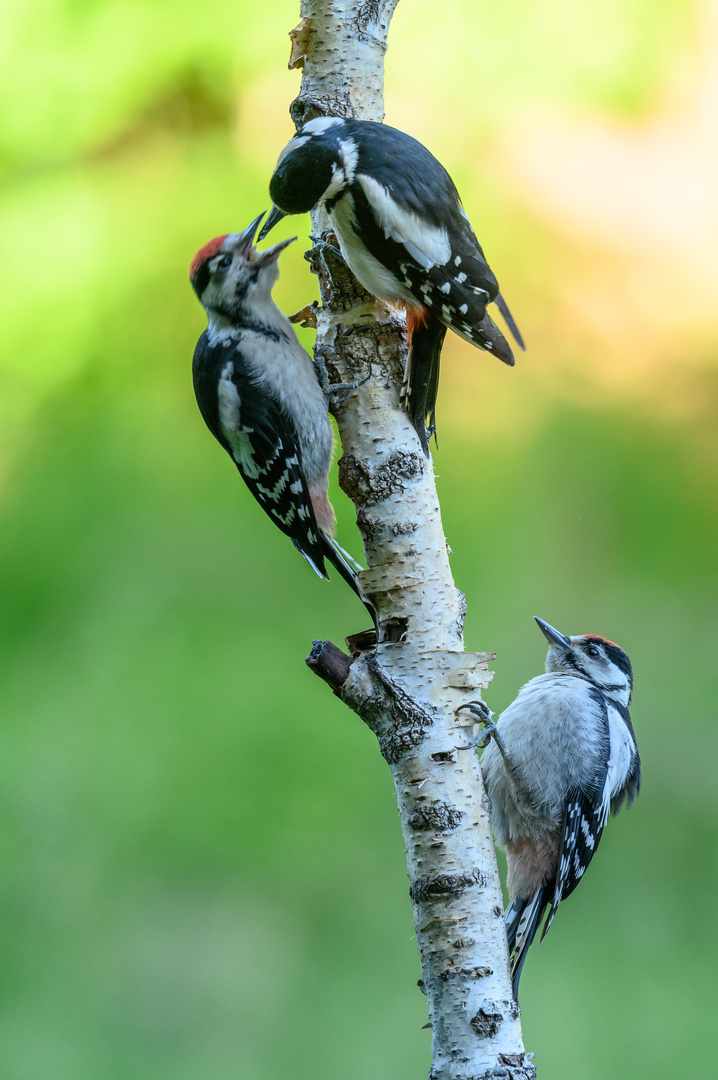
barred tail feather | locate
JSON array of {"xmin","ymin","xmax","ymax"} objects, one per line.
[
  {"xmin": 329, "ymin": 536, "xmax": 364, "ymax": 573},
  {"xmin": 474, "ymin": 311, "xmax": 516, "ymax": 366},
  {"xmin": 401, "ymin": 313, "xmax": 448, "ymax": 455},
  {"xmin": 506, "ymin": 887, "xmax": 551, "ymax": 1001},
  {"xmin": 292, "ymin": 539, "xmax": 330, "ymax": 581}
]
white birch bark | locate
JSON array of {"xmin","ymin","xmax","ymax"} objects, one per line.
[{"xmin": 288, "ymin": 2, "xmax": 536, "ymax": 1076}]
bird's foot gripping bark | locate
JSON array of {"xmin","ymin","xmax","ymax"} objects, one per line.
[
  {"xmin": 308, "ymin": 234, "xmax": 347, "ymax": 266},
  {"xmin": 314, "ymin": 342, "xmax": 371, "ymax": 408},
  {"xmin": 455, "ymin": 701, "xmax": 508, "ymax": 758}
]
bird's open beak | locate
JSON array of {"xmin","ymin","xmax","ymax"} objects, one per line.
[
  {"xmin": 228, "ymin": 213, "xmax": 296, "ymax": 266},
  {"xmin": 535, "ymin": 617, "xmax": 571, "ymax": 650},
  {"xmin": 253, "ymin": 235, "xmax": 297, "ymax": 266},
  {"xmin": 231, "ymin": 212, "xmax": 267, "ymax": 255},
  {"xmin": 257, "ymin": 205, "xmax": 287, "ymax": 242}
]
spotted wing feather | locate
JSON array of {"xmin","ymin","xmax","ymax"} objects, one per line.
[
  {"xmin": 541, "ymin": 780, "xmax": 609, "ymax": 945},
  {"xmin": 345, "ymin": 162, "xmax": 518, "ymax": 446},
  {"xmin": 192, "ymin": 332, "xmax": 328, "ymax": 577}
]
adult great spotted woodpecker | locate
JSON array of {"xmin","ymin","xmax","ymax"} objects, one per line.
[
  {"xmin": 458, "ymin": 617, "xmax": 640, "ymax": 1000},
  {"xmin": 190, "ymin": 213, "xmax": 375, "ymax": 625},
  {"xmin": 259, "ymin": 117, "xmax": 524, "ymax": 453}
]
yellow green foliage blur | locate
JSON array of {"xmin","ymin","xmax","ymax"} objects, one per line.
[{"xmin": 0, "ymin": 1, "xmax": 716, "ymax": 1077}]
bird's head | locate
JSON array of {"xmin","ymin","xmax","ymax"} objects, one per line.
[
  {"xmin": 535, "ymin": 616, "xmax": 633, "ymax": 706},
  {"xmin": 259, "ymin": 117, "xmax": 356, "ymax": 239},
  {"xmin": 190, "ymin": 213, "xmax": 295, "ymax": 322}
]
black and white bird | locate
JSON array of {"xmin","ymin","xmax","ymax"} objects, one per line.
[
  {"xmin": 258, "ymin": 117, "xmax": 524, "ymax": 453},
  {"xmin": 190, "ymin": 213, "xmax": 375, "ymax": 624},
  {"xmin": 458, "ymin": 617, "xmax": 640, "ymax": 1000}
]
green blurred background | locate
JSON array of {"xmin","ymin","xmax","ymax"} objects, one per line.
[{"xmin": 1, "ymin": 0, "xmax": 716, "ymax": 1076}]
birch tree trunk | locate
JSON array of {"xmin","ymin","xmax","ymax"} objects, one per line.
[{"xmin": 284, "ymin": 2, "xmax": 536, "ymax": 1076}]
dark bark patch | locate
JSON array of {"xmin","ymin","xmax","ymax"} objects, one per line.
[
  {"xmin": 474, "ymin": 1054, "xmax": 537, "ymax": 1080},
  {"xmin": 439, "ymin": 966, "xmax": 493, "ymax": 980},
  {"xmin": 469, "ymin": 1006, "xmax": 503, "ymax": 1039},
  {"xmin": 382, "ymin": 616, "xmax": 409, "ymax": 643},
  {"xmin": 356, "ymin": 509, "xmax": 418, "ymax": 541},
  {"xmin": 410, "ymin": 868, "xmax": 486, "ymax": 903},
  {"xmin": 475, "ymin": 1061, "xmax": 537, "ymax": 1080},
  {"xmin": 338, "ymin": 450, "xmax": 425, "ymax": 506},
  {"xmin": 408, "ymin": 800, "xmax": 465, "ymax": 832},
  {"xmin": 380, "ymin": 724, "xmax": 428, "ymax": 763},
  {"xmin": 349, "ymin": 653, "xmax": 437, "ymax": 763}
]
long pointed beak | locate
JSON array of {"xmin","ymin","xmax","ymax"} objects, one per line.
[
  {"xmin": 231, "ymin": 212, "xmax": 266, "ymax": 255},
  {"xmin": 257, "ymin": 205, "xmax": 287, "ymax": 242},
  {"xmin": 254, "ymin": 235, "xmax": 297, "ymax": 266},
  {"xmin": 534, "ymin": 617, "xmax": 571, "ymax": 650}
]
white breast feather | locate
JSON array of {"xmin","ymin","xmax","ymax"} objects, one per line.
[
  {"xmin": 357, "ymin": 173, "xmax": 451, "ymax": 268},
  {"xmin": 329, "ymin": 192, "xmax": 414, "ymax": 303},
  {"xmin": 483, "ymin": 673, "xmax": 607, "ymax": 831}
]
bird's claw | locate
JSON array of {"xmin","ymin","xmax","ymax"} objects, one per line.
[
  {"xmin": 309, "ymin": 235, "xmax": 345, "ymax": 260},
  {"xmin": 457, "ymin": 700, "xmax": 493, "ymax": 724},
  {"xmin": 327, "ymin": 373, "xmax": 371, "ymax": 406},
  {"xmin": 454, "ymin": 700, "xmax": 502, "ymax": 752},
  {"xmin": 314, "ymin": 344, "xmax": 371, "ymax": 406}
]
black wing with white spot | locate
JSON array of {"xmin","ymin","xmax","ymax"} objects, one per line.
[
  {"xmin": 348, "ymin": 181, "xmax": 506, "ymax": 331},
  {"xmin": 192, "ymin": 332, "xmax": 328, "ymax": 578},
  {"xmin": 346, "ymin": 120, "xmax": 464, "ymax": 224},
  {"xmin": 537, "ymin": 686, "xmax": 612, "ymax": 942},
  {"xmin": 398, "ymin": 258, "xmax": 515, "ymax": 364},
  {"xmin": 343, "ymin": 124, "xmax": 522, "ymax": 351},
  {"xmin": 345, "ymin": 166, "xmax": 519, "ymax": 447},
  {"xmin": 545, "ymin": 786, "xmax": 608, "ymax": 932}
]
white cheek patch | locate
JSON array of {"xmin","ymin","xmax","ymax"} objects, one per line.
[{"xmin": 357, "ymin": 173, "xmax": 451, "ymax": 268}]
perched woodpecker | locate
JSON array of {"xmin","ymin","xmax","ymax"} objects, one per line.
[
  {"xmin": 190, "ymin": 213, "xmax": 375, "ymax": 624},
  {"xmin": 458, "ymin": 617, "xmax": 640, "ymax": 1000},
  {"xmin": 259, "ymin": 117, "xmax": 524, "ymax": 453}
]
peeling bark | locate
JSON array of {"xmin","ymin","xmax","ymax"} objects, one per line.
[{"xmin": 286, "ymin": 1, "xmax": 536, "ymax": 1076}]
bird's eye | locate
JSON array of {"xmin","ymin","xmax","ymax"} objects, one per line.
[
  {"xmin": 586, "ymin": 644, "xmax": 600, "ymax": 657},
  {"xmin": 215, "ymin": 256, "xmax": 232, "ymax": 270}
]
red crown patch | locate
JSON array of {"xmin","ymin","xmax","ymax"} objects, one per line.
[{"xmin": 190, "ymin": 235, "xmax": 228, "ymax": 281}]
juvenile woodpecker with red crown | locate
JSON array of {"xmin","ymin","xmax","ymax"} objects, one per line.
[
  {"xmin": 259, "ymin": 117, "xmax": 524, "ymax": 453},
  {"xmin": 190, "ymin": 213, "xmax": 375, "ymax": 624},
  {"xmin": 458, "ymin": 617, "xmax": 640, "ymax": 1000}
]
